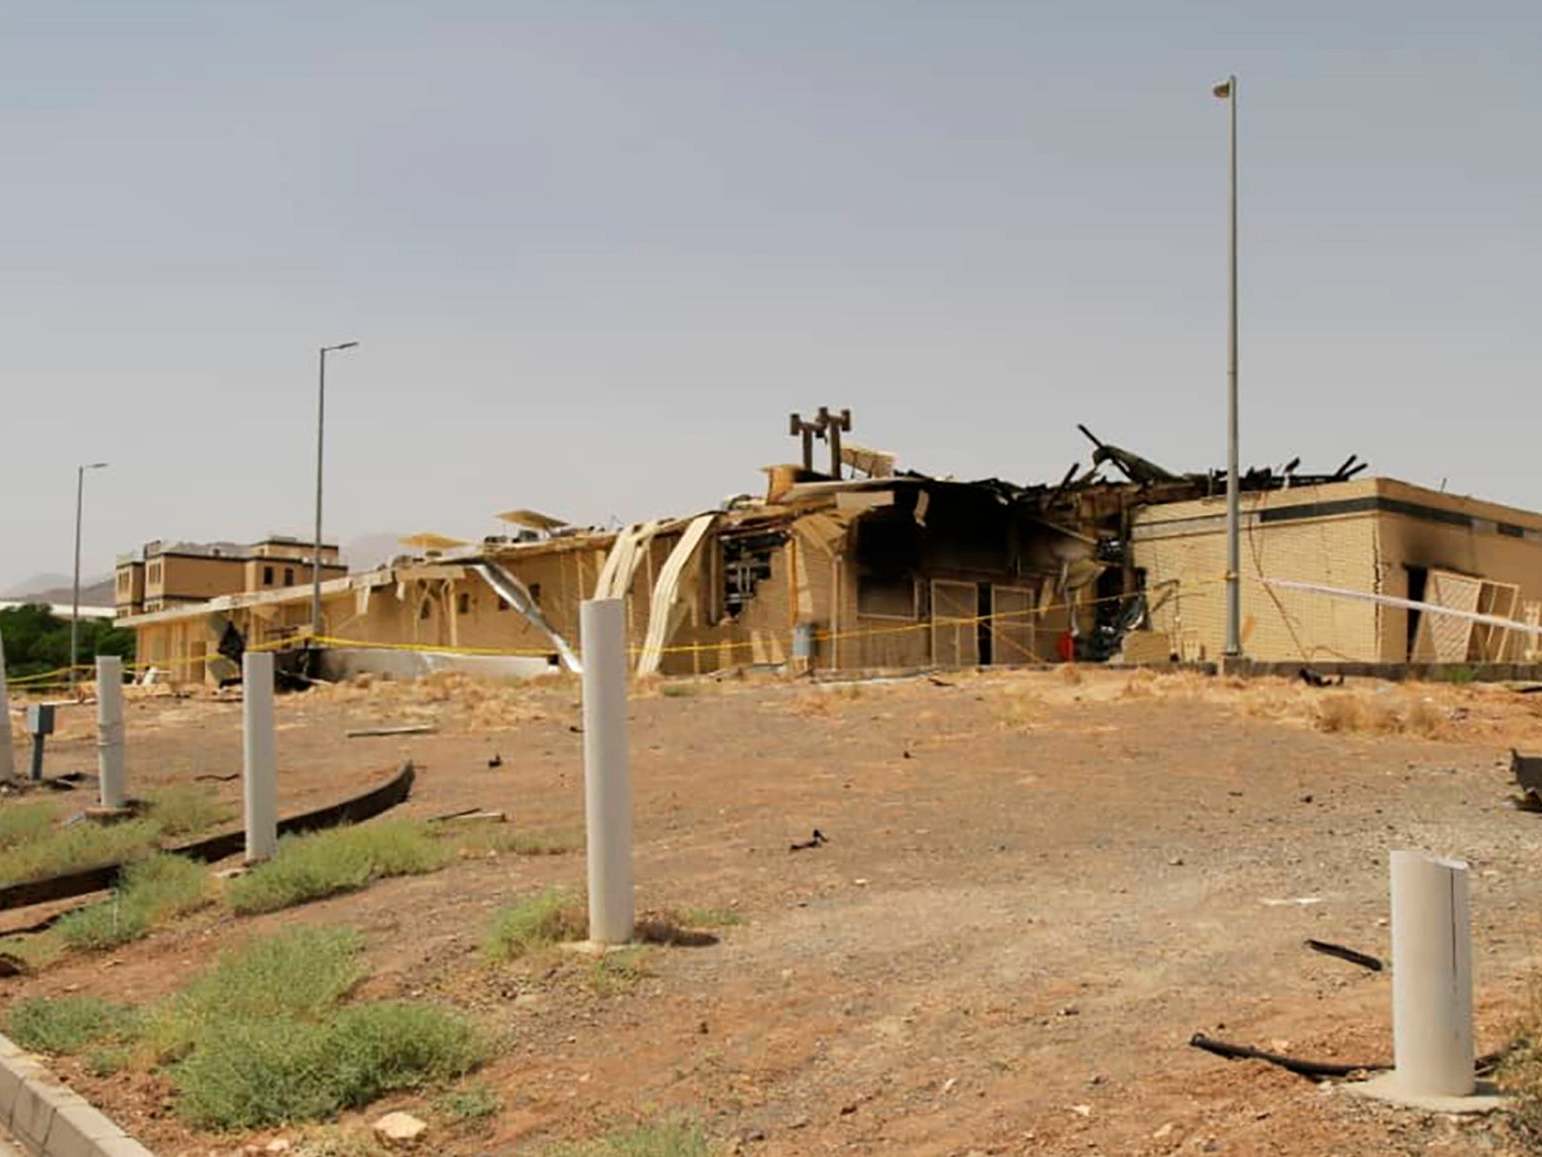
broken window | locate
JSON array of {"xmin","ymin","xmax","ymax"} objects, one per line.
[
  {"xmin": 496, "ymin": 596, "xmax": 509, "ymax": 612},
  {"xmin": 529, "ymin": 583, "xmax": 541, "ymax": 605},
  {"xmin": 263, "ymin": 566, "xmax": 274, "ymax": 586},
  {"xmin": 720, "ymin": 531, "xmax": 783, "ymax": 620},
  {"xmin": 283, "ymin": 567, "xmax": 294, "ymax": 586}
]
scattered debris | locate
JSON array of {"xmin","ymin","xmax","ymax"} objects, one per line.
[
  {"xmin": 373, "ymin": 1110, "xmax": 428, "ymax": 1144},
  {"xmin": 438, "ymin": 809, "xmax": 508, "ymax": 825},
  {"xmin": 0, "ymin": 952, "xmax": 28, "ymax": 977},
  {"xmin": 789, "ymin": 829, "xmax": 828, "ymax": 852},
  {"xmin": 192, "ymin": 772, "xmax": 240, "ymax": 783},
  {"xmin": 1298, "ymin": 667, "xmax": 1345, "ymax": 688},
  {"xmin": 1511, "ymin": 748, "xmax": 1542, "ymax": 809},
  {"xmin": 345, "ymin": 724, "xmax": 439, "ymax": 739},
  {"xmin": 1261, "ymin": 897, "xmax": 1322, "ymax": 907},
  {"xmin": 1190, "ymin": 1033, "xmax": 1509, "ymax": 1083},
  {"xmin": 1187, "ymin": 1033, "xmax": 1385, "ymax": 1081},
  {"xmin": 1305, "ymin": 938, "xmax": 1383, "ymax": 972},
  {"xmin": 488, "ymin": 752, "xmax": 503, "ymax": 768},
  {"xmin": 927, "ymin": 676, "xmax": 956, "ymax": 688}
]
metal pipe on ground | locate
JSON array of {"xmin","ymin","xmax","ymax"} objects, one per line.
[
  {"xmin": 242, "ymin": 651, "xmax": 278, "ymax": 863},
  {"xmin": 581, "ymin": 598, "xmax": 633, "ymax": 945},
  {"xmin": 95, "ymin": 655, "xmax": 125, "ymax": 809}
]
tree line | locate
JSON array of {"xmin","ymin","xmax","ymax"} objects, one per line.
[{"xmin": 0, "ymin": 605, "xmax": 135, "ymax": 680}]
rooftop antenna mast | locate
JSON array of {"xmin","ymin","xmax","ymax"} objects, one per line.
[{"xmin": 788, "ymin": 408, "xmax": 853, "ymax": 478}]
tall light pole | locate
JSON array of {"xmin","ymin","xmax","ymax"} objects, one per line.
[
  {"xmin": 313, "ymin": 341, "xmax": 359, "ymax": 639},
  {"xmin": 1213, "ymin": 73, "xmax": 1241, "ymax": 661},
  {"xmin": 71, "ymin": 462, "xmax": 109, "ymax": 692}
]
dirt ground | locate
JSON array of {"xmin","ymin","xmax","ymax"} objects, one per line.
[{"xmin": 5, "ymin": 667, "xmax": 1542, "ymax": 1156}]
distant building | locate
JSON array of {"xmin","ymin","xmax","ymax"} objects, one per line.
[{"xmin": 115, "ymin": 536, "xmax": 346, "ymax": 616}]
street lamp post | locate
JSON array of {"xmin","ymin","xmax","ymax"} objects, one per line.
[
  {"xmin": 312, "ymin": 342, "xmax": 359, "ymax": 640},
  {"xmin": 71, "ymin": 462, "xmax": 109, "ymax": 692},
  {"xmin": 1213, "ymin": 73, "xmax": 1241, "ymax": 661}
]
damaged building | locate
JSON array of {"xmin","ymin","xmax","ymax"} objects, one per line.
[{"xmin": 117, "ymin": 413, "xmax": 1542, "ymax": 683}]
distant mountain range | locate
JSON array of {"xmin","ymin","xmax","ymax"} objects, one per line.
[
  {"xmin": 2, "ymin": 574, "xmax": 116, "ymax": 607},
  {"xmin": 4, "ymin": 533, "xmax": 410, "ymax": 610}
]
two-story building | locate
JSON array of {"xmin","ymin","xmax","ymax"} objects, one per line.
[{"xmin": 115, "ymin": 537, "xmax": 346, "ymax": 616}]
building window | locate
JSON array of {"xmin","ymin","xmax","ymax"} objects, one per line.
[
  {"xmin": 283, "ymin": 567, "xmax": 294, "ymax": 585},
  {"xmin": 457, "ymin": 592, "xmax": 471, "ymax": 615},
  {"xmin": 263, "ymin": 566, "xmax": 274, "ymax": 586},
  {"xmin": 528, "ymin": 583, "xmax": 541, "ymax": 605},
  {"xmin": 419, "ymin": 599, "xmax": 432, "ymax": 621},
  {"xmin": 496, "ymin": 597, "xmax": 509, "ymax": 612},
  {"xmin": 719, "ymin": 533, "xmax": 780, "ymax": 620},
  {"xmin": 148, "ymin": 562, "xmax": 161, "ymax": 584}
]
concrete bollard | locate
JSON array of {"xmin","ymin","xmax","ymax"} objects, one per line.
[
  {"xmin": 581, "ymin": 598, "xmax": 634, "ymax": 945},
  {"xmin": 95, "ymin": 655, "xmax": 126, "ymax": 809},
  {"xmin": 0, "ymin": 630, "xmax": 12, "ymax": 781},
  {"xmin": 242, "ymin": 651, "xmax": 278, "ymax": 863},
  {"xmin": 1390, "ymin": 850, "xmax": 1473, "ymax": 1097}
]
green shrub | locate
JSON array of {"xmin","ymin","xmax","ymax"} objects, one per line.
[
  {"xmin": 6, "ymin": 996, "xmax": 141, "ymax": 1054},
  {"xmin": 171, "ymin": 1001, "xmax": 485, "ymax": 1130},
  {"xmin": 145, "ymin": 785, "xmax": 232, "ymax": 838},
  {"xmin": 322, "ymin": 1001, "xmax": 486, "ymax": 1103},
  {"xmin": 0, "ymin": 817, "xmax": 163, "ymax": 887},
  {"xmin": 151, "ymin": 927, "xmax": 366, "ymax": 1061},
  {"xmin": 54, "ymin": 896, "xmax": 150, "ymax": 951},
  {"xmin": 225, "ymin": 821, "xmax": 449, "ymax": 915},
  {"xmin": 434, "ymin": 1083, "xmax": 500, "ymax": 1125},
  {"xmin": 484, "ymin": 888, "xmax": 585, "ymax": 961},
  {"xmin": 0, "ymin": 802, "xmax": 57, "ymax": 850},
  {"xmin": 172, "ymin": 1016, "xmax": 339, "ymax": 1128},
  {"xmin": 56, "ymin": 854, "xmax": 210, "ymax": 951}
]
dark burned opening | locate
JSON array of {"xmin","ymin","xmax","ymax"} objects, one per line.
[
  {"xmin": 1405, "ymin": 565, "xmax": 1428, "ymax": 660},
  {"xmin": 721, "ymin": 530, "xmax": 784, "ymax": 620},
  {"xmin": 977, "ymin": 583, "xmax": 992, "ymax": 664},
  {"xmin": 855, "ymin": 509, "xmax": 921, "ymax": 618}
]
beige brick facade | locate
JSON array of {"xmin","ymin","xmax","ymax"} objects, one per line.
[{"xmin": 1134, "ymin": 478, "xmax": 1542, "ymax": 663}]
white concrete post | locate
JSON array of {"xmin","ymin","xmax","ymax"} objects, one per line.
[
  {"xmin": 0, "ymin": 631, "xmax": 13, "ymax": 781},
  {"xmin": 95, "ymin": 655, "xmax": 126, "ymax": 809},
  {"xmin": 242, "ymin": 651, "xmax": 278, "ymax": 863},
  {"xmin": 1390, "ymin": 850, "xmax": 1474, "ymax": 1097},
  {"xmin": 581, "ymin": 598, "xmax": 633, "ymax": 945}
]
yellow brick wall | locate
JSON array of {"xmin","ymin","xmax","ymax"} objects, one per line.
[{"xmin": 1133, "ymin": 484, "xmax": 1381, "ymax": 662}]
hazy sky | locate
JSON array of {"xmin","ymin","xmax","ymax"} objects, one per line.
[{"xmin": 3, "ymin": 1, "xmax": 1537, "ymax": 590}]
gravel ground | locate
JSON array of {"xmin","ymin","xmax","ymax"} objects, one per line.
[{"xmin": 4, "ymin": 668, "xmax": 1542, "ymax": 1155}]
